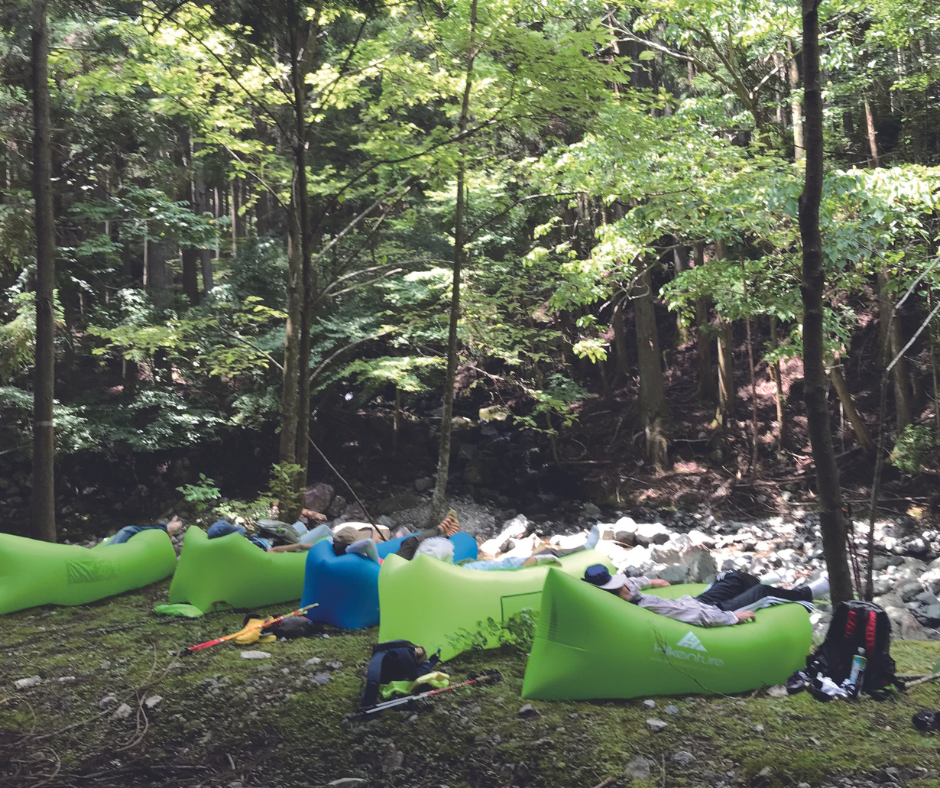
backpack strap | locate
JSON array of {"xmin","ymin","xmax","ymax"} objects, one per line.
[
  {"xmin": 363, "ymin": 649, "xmax": 389, "ymax": 708},
  {"xmin": 844, "ymin": 608, "xmax": 858, "ymax": 638},
  {"xmin": 865, "ymin": 609, "xmax": 877, "ymax": 655}
]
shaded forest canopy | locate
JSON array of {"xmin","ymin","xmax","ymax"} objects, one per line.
[{"xmin": 2, "ymin": 0, "xmax": 940, "ymax": 536}]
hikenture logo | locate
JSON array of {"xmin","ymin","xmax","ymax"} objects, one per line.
[
  {"xmin": 653, "ymin": 643, "xmax": 724, "ymax": 667},
  {"xmin": 676, "ymin": 631, "xmax": 706, "ymax": 652}
]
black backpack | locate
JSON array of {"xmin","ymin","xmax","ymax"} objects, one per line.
[
  {"xmin": 253, "ymin": 520, "xmax": 300, "ymax": 546},
  {"xmin": 799, "ymin": 600, "xmax": 901, "ymax": 697},
  {"xmin": 361, "ymin": 640, "xmax": 440, "ymax": 708}
]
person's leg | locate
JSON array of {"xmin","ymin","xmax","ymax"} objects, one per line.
[
  {"xmin": 712, "ymin": 583, "xmax": 812, "ymax": 612},
  {"xmin": 463, "ymin": 556, "xmax": 528, "ymax": 571},
  {"xmin": 299, "ymin": 523, "xmax": 333, "ymax": 545},
  {"xmin": 694, "ymin": 570, "xmax": 760, "ymax": 606},
  {"xmin": 347, "ymin": 538, "xmax": 381, "ymax": 563},
  {"xmin": 396, "ymin": 512, "xmax": 461, "ymax": 560},
  {"xmin": 105, "ymin": 525, "xmax": 148, "ymax": 545}
]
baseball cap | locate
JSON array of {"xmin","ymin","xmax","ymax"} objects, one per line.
[{"xmin": 583, "ymin": 564, "xmax": 629, "ymax": 591}]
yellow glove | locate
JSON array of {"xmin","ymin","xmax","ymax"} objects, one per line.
[{"xmin": 232, "ymin": 617, "xmax": 277, "ymax": 645}]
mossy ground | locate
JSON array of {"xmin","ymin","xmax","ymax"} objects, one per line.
[{"xmin": 3, "ymin": 582, "xmax": 940, "ymax": 788}]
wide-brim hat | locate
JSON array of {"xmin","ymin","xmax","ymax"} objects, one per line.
[{"xmin": 583, "ymin": 564, "xmax": 628, "ymax": 590}]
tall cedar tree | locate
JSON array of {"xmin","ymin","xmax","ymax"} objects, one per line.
[
  {"xmin": 31, "ymin": 0, "xmax": 56, "ymax": 542},
  {"xmin": 799, "ymin": 0, "xmax": 852, "ymax": 605}
]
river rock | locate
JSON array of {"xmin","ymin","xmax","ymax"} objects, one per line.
[
  {"xmin": 624, "ymin": 757, "xmax": 653, "ymax": 780},
  {"xmin": 876, "ymin": 593, "xmax": 929, "ymax": 640},
  {"xmin": 635, "ymin": 523, "xmax": 671, "ymax": 546}
]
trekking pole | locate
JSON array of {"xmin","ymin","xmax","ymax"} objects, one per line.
[
  {"xmin": 348, "ymin": 670, "xmax": 503, "ymax": 719},
  {"xmin": 179, "ymin": 603, "xmax": 319, "ymax": 655}
]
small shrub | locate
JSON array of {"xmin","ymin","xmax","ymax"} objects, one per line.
[{"xmin": 890, "ymin": 424, "xmax": 939, "ymax": 475}]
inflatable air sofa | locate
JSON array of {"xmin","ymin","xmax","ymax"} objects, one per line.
[
  {"xmin": 522, "ymin": 569, "xmax": 812, "ymax": 700},
  {"xmin": 300, "ymin": 532, "xmax": 478, "ymax": 630},
  {"xmin": 167, "ymin": 526, "xmax": 307, "ymax": 614},
  {"xmin": 0, "ymin": 529, "xmax": 176, "ymax": 616},
  {"xmin": 378, "ymin": 549, "xmax": 609, "ymax": 660}
]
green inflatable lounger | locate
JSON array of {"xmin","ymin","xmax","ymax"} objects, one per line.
[
  {"xmin": 166, "ymin": 526, "xmax": 307, "ymax": 615},
  {"xmin": 377, "ymin": 549, "xmax": 610, "ymax": 661},
  {"xmin": 521, "ymin": 569, "xmax": 812, "ymax": 700},
  {"xmin": 0, "ymin": 529, "xmax": 176, "ymax": 616}
]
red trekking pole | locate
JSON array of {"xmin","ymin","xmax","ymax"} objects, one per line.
[
  {"xmin": 348, "ymin": 670, "xmax": 503, "ymax": 719},
  {"xmin": 179, "ymin": 603, "xmax": 318, "ymax": 655}
]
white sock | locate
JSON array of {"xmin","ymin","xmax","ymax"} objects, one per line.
[
  {"xmin": 584, "ymin": 524, "xmax": 600, "ymax": 550},
  {"xmin": 807, "ymin": 573, "xmax": 830, "ymax": 599},
  {"xmin": 760, "ymin": 571, "xmax": 783, "ymax": 585}
]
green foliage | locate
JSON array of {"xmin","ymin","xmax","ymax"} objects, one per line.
[
  {"xmin": 0, "ymin": 292, "xmax": 36, "ymax": 383},
  {"xmin": 890, "ymin": 424, "xmax": 939, "ymax": 475},
  {"xmin": 268, "ymin": 462, "xmax": 304, "ymax": 518},
  {"xmin": 177, "ymin": 473, "xmax": 222, "ymax": 517},
  {"xmin": 445, "ymin": 609, "xmax": 538, "ymax": 656}
]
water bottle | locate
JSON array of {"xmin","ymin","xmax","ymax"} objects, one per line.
[{"xmin": 847, "ymin": 648, "xmax": 867, "ymax": 695}]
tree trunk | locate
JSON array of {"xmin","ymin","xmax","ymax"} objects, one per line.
[
  {"xmin": 431, "ymin": 0, "xmax": 478, "ymax": 523},
  {"xmin": 693, "ymin": 243, "xmax": 716, "ymax": 401},
  {"xmin": 30, "ymin": 0, "xmax": 56, "ymax": 542},
  {"xmin": 828, "ymin": 364, "xmax": 875, "ymax": 455},
  {"xmin": 230, "ymin": 177, "xmax": 239, "ymax": 256},
  {"xmin": 768, "ymin": 316, "xmax": 789, "ymax": 449},
  {"xmin": 181, "ymin": 245, "xmax": 200, "ymax": 306},
  {"xmin": 673, "ymin": 245, "xmax": 689, "ymax": 344},
  {"xmin": 787, "ymin": 41, "xmax": 804, "ymax": 161},
  {"xmin": 714, "ymin": 241, "xmax": 734, "ymax": 424},
  {"xmin": 611, "ymin": 288, "xmax": 630, "ymax": 386},
  {"xmin": 799, "ymin": 0, "xmax": 852, "ymax": 607},
  {"xmin": 716, "ymin": 317, "xmax": 734, "ymax": 424},
  {"xmin": 864, "ymin": 98, "xmax": 880, "ymax": 168},
  {"xmin": 878, "ymin": 272, "xmax": 914, "ymax": 430},
  {"xmin": 633, "ymin": 261, "xmax": 669, "ymax": 469},
  {"xmin": 145, "ymin": 236, "xmax": 170, "ymax": 310}
]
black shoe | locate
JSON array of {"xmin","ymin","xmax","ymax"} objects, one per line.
[{"xmin": 913, "ymin": 710, "xmax": 940, "ymax": 732}]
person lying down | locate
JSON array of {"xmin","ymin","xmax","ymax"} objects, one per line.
[
  {"xmin": 582, "ymin": 565, "xmax": 830, "ymax": 627},
  {"xmin": 344, "ymin": 512, "xmax": 601, "ymax": 570}
]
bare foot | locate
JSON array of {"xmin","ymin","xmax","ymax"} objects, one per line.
[
  {"xmin": 166, "ymin": 516, "xmax": 184, "ymax": 537},
  {"xmin": 437, "ymin": 511, "xmax": 460, "ymax": 537}
]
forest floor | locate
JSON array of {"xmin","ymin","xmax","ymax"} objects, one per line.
[{"xmin": 3, "ymin": 577, "xmax": 940, "ymax": 788}]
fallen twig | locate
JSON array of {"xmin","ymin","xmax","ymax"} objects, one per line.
[{"xmin": 904, "ymin": 671, "xmax": 940, "ymax": 688}]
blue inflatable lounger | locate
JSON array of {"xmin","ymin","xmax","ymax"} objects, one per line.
[
  {"xmin": 0, "ymin": 529, "xmax": 176, "ymax": 616},
  {"xmin": 299, "ymin": 532, "xmax": 478, "ymax": 630},
  {"xmin": 521, "ymin": 569, "xmax": 813, "ymax": 700}
]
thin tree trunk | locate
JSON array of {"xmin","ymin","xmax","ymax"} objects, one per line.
[
  {"xmin": 279, "ymin": 209, "xmax": 302, "ymax": 469},
  {"xmin": 634, "ymin": 261, "xmax": 668, "ymax": 469},
  {"xmin": 828, "ymin": 364, "xmax": 875, "ymax": 455},
  {"xmin": 788, "ymin": 41, "xmax": 804, "ymax": 161},
  {"xmin": 769, "ymin": 316, "xmax": 789, "ymax": 449},
  {"xmin": 693, "ymin": 243, "xmax": 716, "ymax": 401},
  {"xmin": 146, "ymin": 237, "xmax": 170, "ymax": 310},
  {"xmin": 30, "ymin": 0, "xmax": 56, "ymax": 542},
  {"xmin": 715, "ymin": 241, "xmax": 734, "ymax": 424},
  {"xmin": 716, "ymin": 317, "xmax": 734, "ymax": 424},
  {"xmin": 230, "ymin": 177, "xmax": 239, "ymax": 256},
  {"xmin": 799, "ymin": 0, "xmax": 852, "ymax": 606},
  {"xmin": 192, "ymin": 143, "xmax": 213, "ymax": 295},
  {"xmin": 878, "ymin": 272, "xmax": 914, "ymax": 429},
  {"xmin": 612, "ymin": 288, "xmax": 630, "ymax": 386},
  {"xmin": 431, "ymin": 0, "xmax": 478, "ymax": 522},
  {"xmin": 673, "ymin": 246, "xmax": 689, "ymax": 344},
  {"xmin": 864, "ymin": 98, "xmax": 880, "ymax": 168}
]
